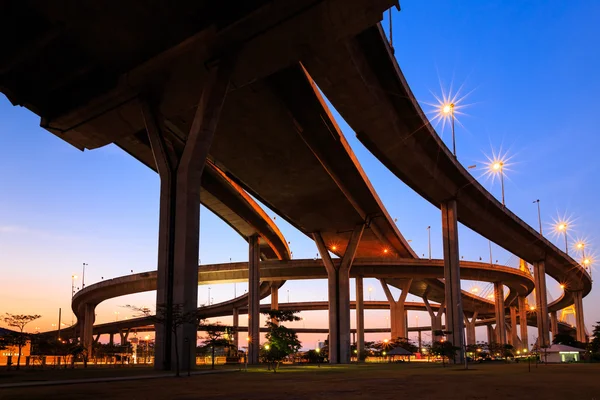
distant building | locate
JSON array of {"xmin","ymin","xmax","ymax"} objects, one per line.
[{"xmin": 543, "ymin": 344, "xmax": 584, "ymax": 363}]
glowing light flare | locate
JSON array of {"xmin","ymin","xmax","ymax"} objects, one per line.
[
  {"xmin": 548, "ymin": 213, "xmax": 576, "ymax": 241},
  {"xmin": 331, "ymin": 245, "xmax": 337, "ymax": 251},
  {"xmin": 383, "ymin": 248, "xmax": 389, "ymax": 254},
  {"xmin": 480, "ymin": 147, "xmax": 514, "ymax": 184},
  {"xmin": 423, "ymin": 80, "xmax": 475, "ymax": 138}
]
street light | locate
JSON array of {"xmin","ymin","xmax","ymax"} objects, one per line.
[
  {"xmin": 490, "ymin": 161, "xmax": 505, "ymax": 206},
  {"xmin": 555, "ymin": 222, "xmax": 569, "ymax": 254},
  {"xmin": 533, "ymin": 200, "xmax": 542, "ymax": 235},
  {"xmin": 71, "ymin": 274, "xmax": 78, "ymax": 298},
  {"xmin": 368, "ymin": 287, "xmax": 373, "ymax": 301},
  {"xmin": 427, "ymin": 226, "xmax": 431, "ymax": 259},
  {"xmin": 441, "ymin": 103, "xmax": 456, "ymax": 157},
  {"xmin": 82, "ymin": 262, "xmax": 88, "ymax": 289}
]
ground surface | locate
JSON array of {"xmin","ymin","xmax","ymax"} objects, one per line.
[{"xmin": 0, "ymin": 362, "xmax": 598, "ymax": 399}]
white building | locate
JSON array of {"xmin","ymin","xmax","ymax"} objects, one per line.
[{"xmin": 542, "ymin": 344, "xmax": 584, "ymax": 363}]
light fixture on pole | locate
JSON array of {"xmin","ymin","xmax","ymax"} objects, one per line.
[
  {"xmin": 427, "ymin": 226, "xmax": 431, "ymax": 259},
  {"xmin": 71, "ymin": 274, "xmax": 77, "ymax": 298},
  {"xmin": 555, "ymin": 222, "xmax": 569, "ymax": 255},
  {"xmin": 82, "ymin": 262, "xmax": 88, "ymax": 289},
  {"xmin": 533, "ymin": 200, "xmax": 542, "ymax": 235},
  {"xmin": 491, "ymin": 161, "xmax": 505, "ymax": 206},
  {"xmin": 441, "ymin": 103, "xmax": 456, "ymax": 157}
]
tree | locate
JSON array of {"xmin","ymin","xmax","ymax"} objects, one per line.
[
  {"xmin": 553, "ymin": 333, "xmax": 585, "ymax": 349},
  {"xmin": 3, "ymin": 313, "xmax": 41, "ymax": 370},
  {"xmin": 126, "ymin": 304, "xmax": 198, "ymax": 376},
  {"xmin": 389, "ymin": 337, "xmax": 418, "ymax": 353},
  {"xmin": 590, "ymin": 322, "xmax": 600, "ymax": 360},
  {"xmin": 199, "ymin": 323, "xmax": 231, "ymax": 370},
  {"xmin": 260, "ymin": 310, "xmax": 301, "ymax": 372},
  {"xmin": 430, "ymin": 341, "xmax": 458, "ymax": 367}
]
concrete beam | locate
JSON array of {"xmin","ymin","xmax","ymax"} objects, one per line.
[
  {"xmin": 314, "ymin": 223, "xmax": 364, "ymax": 364},
  {"xmin": 380, "ymin": 278, "xmax": 412, "ymax": 339},
  {"xmin": 142, "ymin": 56, "xmax": 235, "ymax": 371},
  {"xmin": 423, "ymin": 294, "xmax": 445, "ymax": 342},
  {"xmin": 533, "ymin": 260, "xmax": 550, "ymax": 347},
  {"xmin": 248, "ymin": 235, "xmax": 260, "ymax": 364},
  {"xmin": 356, "ymin": 276, "xmax": 365, "ymax": 362},
  {"xmin": 494, "ymin": 282, "xmax": 506, "ymax": 344},
  {"xmin": 441, "ymin": 199, "xmax": 464, "ymax": 362},
  {"xmin": 574, "ymin": 291, "xmax": 586, "ymax": 343},
  {"xmin": 518, "ymin": 296, "xmax": 529, "ymax": 350}
]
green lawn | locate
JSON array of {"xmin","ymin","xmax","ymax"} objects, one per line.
[{"xmin": 1, "ymin": 362, "xmax": 598, "ymax": 399}]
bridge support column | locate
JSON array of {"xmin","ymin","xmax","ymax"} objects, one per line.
[
  {"xmin": 232, "ymin": 308, "xmax": 239, "ymax": 350},
  {"xmin": 463, "ymin": 312, "xmax": 478, "ymax": 346},
  {"xmin": 141, "ymin": 58, "xmax": 235, "ymax": 371},
  {"xmin": 119, "ymin": 329, "xmax": 130, "ymax": 345},
  {"xmin": 248, "ymin": 234, "xmax": 260, "ymax": 364},
  {"xmin": 270, "ymin": 285, "xmax": 279, "ymax": 311},
  {"xmin": 355, "ymin": 275, "xmax": 365, "ymax": 362},
  {"xmin": 423, "ymin": 295, "xmax": 445, "ymax": 342},
  {"xmin": 574, "ymin": 291, "xmax": 586, "ymax": 343},
  {"xmin": 486, "ymin": 324, "xmax": 495, "ymax": 344},
  {"xmin": 314, "ymin": 224, "xmax": 364, "ymax": 364},
  {"xmin": 418, "ymin": 330, "xmax": 422, "ymax": 352},
  {"xmin": 82, "ymin": 304, "xmax": 95, "ymax": 357},
  {"xmin": 109, "ymin": 334, "xmax": 114, "ymax": 346},
  {"xmin": 550, "ymin": 311, "xmax": 558, "ymax": 339},
  {"xmin": 494, "ymin": 282, "xmax": 506, "ymax": 344},
  {"xmin": 533, "ymin": 260, "xmax": 550, "ymax": 347},
  {"xmin": 380, "ymin": 279, "xmax": 413, "ymax": 339},
  {"xmin": 518, "ymin": 296, "xmax": 529, "ymax": 350},
  {"xmin": 441, "ymin": 200, "xmax": 464, "ymax": 362},
  {"xmin": 510, "ymin": 305, "xmax": 519, "ymax": 347}
]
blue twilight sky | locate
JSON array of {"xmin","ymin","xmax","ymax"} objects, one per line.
[{"xmin": 1, "ymin": 0, "xmax": 599, "ymax": 346}]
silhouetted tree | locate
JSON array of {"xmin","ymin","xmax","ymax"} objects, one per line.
[
  {"xmin": 260, "ymin": 310, "xmax": 301, "ymax": 372},
  {"xmin": 3, "ymin": 313, "xmax": 41, "ymax": 370},
  {"xmin": 199, "ymin": 323, "xmax": 231, "ymax": 369}
]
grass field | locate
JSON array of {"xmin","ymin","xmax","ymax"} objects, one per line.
[{"xmin": 1, "ymin": 362, "xmax": 598, "ymax": 399}]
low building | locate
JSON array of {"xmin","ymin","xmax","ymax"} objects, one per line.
[
  {"xmin": 543, "ymin": 344, "xmax": 584, "ymax": 363},
  {"xmin": 0, "ymin": 328, "xmax": 31, "ymax": 366}
]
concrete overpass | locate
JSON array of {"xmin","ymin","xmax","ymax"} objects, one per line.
[
  {"xmin": 2, "ymin": 0, "xmax": 591, "ymax": 368},
  {"xmin": 67, "ymin": 257, "xmax": 547, "ymax": 352},
  {"xmin": 299, "ymin": 23, "xmax": 592, "ymax": 345}
]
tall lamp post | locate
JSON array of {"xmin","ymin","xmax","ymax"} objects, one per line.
[
  {"xmin": 427, "ymin": 226, "xmax": 432, "ymax": 259},
  {"xmin": 71, "ymin": 274, "xmax": 77, "ymax": 298},
  {"xmin": 556, "ymin": 223, "xmax": 569, "ymax": 255},
  {"xmin": 533, "ymin": 200, "xmax": 542, "ymax": 235},
  {"xmin": 491, "ymin": 161, "xmax": 505, "ymax": 206},
  {"xmin": 82, "ymin": 262, "xmax": 88, "ymax": 289},
  {"xmin": 441, "ymin": 103, "xmax": 456, "ymax": 157}
]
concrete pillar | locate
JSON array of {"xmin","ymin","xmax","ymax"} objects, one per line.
[
  {"xmin": 494, "ymin": 282, "xmax": 506, "ymax": 344},
  {"xmin": 82, "ymin": 304, "xmax": 95, "ymax": 357},
  {"xmin": 314, "ymin": 224, "xmax": 364, "ymax": 364},
  {"xmin": 94, "ymin": 334, "xmax": 101, "ymax": 344},
  {"xmin": 510, "ymin": 305, "xmax": 519, "ymax": 347},
  {"xmin": 109, "ymin": 333, "xmax": 114, "ymax": 346},
  {"xmin": 270, "ymin": 285, "xmax": 279, "ymax": 310},
  {"xmin": 486, "ymin": 324, "xmax": 495, "ymax": 344},
  {"xmin": 418, "ymin": 330, "xmax": 422, "ymax": 351},
  {"xmin": 550, "ymin": 311, "xmax": 558, "ymax": 339},
  {"xmin": 441, "ymin": 199, "xmax": 464, "ymax": 361},
  {"xmin": 248, "ymin": 235, "xmax": 260, "ymax": 364},
  {"xmin": 380, "ymin": 278, "xmax": 413, "ymax": 339},
  {"xmin": 518, "ymin": 296, "xmax": 529, "ymax": 350},
  {"xmin": 533, "ymin": 260, "xmax": 550, "ymax": 347},
  {"xmin": 141, "ymin": 58, "xmax": 234, "ymax": 371},
  {"xmin": 463, "ymin": 312, "xmax": 478, "ymax": 346},
  {"xmin": 119, "ymin": 329, "xmax": 130, "ymax": 345},
  {"xmin": 232, "ymin": 308, "xmax": 239, "ymax": 350},
  {"xmin": 355, "ymin": 276, "xmax": 365, "ymax": 361},
  {"xmin": 423, "ymin": 295, "xmax": 445, "ymax": 342},
  {"xmin": 573, "ymin": 291, "xmax": 586, "ymax": 342}
]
